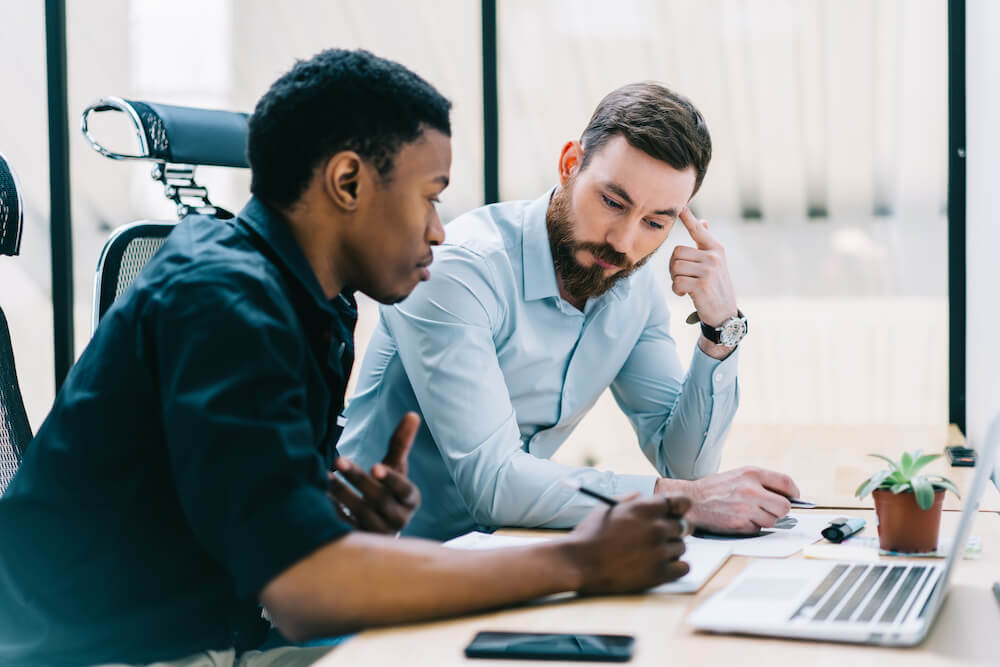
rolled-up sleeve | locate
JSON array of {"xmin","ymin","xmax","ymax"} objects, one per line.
[
  {"xmin": 610, "ymin": 292, "xmax": 739, "ymax": 480},
  {"xmin": 149, "ymin": 270, "xmax": 352, "ymax": 599}
]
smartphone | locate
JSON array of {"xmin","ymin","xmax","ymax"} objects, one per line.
[
  {"xmin": 946, "ymin": 446, "xmax": 977, "ymax": 467},
  {"xmin": 465, "ymin": 630, "xmax": 635, "ymax": 662}
]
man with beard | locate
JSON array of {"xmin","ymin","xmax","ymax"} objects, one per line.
[
  {"xmin": 338, "ymin": 82, "xmax": 801, "ymax": 541},
  {"xmin": 0, "ymin": 59, "xmax": 693, "ymax": 667}
]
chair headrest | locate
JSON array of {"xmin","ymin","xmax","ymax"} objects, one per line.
[
  {"xmin": 0, "ymin": 152, "xmax": 23, "ymax": 257},
  {"xmin": 81, "ymin": 97, "xmax": 250, "ymax": 169}
]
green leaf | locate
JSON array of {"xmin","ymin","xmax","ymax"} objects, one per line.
[
  {"xmin": 911, "ymin": 475, "xmax": 935, "ymax": 510},
  {"xmin": 901, "ymin": 451, "xmax": 914, "ymax": 476},
  {"xmin": 891, "ymin": 470, "xmax": 909, "ymax": 484},
  {"xmin": 868, "ymin": 453, "xmax": 900, "ymax": 471},
  {"xmin": 910, "ymin": 453, "xmax": 941, "ymax": 476},
  {"xmin": 855, "ymin": 469, "xmax": 893, "ymax": 499},
  {"xmin": 890, "ymin": 482, "xmax": 911, "ymax": 494},
  {"xmin": 928, "ymin": 476, "xmax": 961, "ymax": 498}
]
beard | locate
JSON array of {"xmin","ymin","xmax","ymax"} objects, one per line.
[{"xmin": 545, "ymin": 182, "xmax": 652, "ymax": 302}]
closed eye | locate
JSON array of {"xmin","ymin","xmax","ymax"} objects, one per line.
[
  {"xmin": 646, "ymin": 219, "xmax": 666, "ymax": 230},
  {"xmin": 601, "ymin": 194, "xmax": 624, "ymax": 211}
]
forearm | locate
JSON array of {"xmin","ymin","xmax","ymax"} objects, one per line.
[
  {"xmin": 650, "ymin": 347, "xmax": 738, "ymax": 479},
  {"xmin": 463, "ymin": 449, "xmax": 654, "ymax": 529},
  {"xmin": 261, "ymin": 532, "xmax": 580, "ymax": 642}
]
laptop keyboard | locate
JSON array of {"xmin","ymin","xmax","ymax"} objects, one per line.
[{"xmin": 791, "ymin": 563, "xmax": 935, "ymax": 626}]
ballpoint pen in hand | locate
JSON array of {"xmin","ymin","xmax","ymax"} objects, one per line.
[{"xmin": 560, "ymin": 478, "xmax": 693, "ymax": 537}]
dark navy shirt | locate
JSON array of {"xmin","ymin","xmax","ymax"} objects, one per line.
[{"xmin": 0, "ymin": 198, "xmax": 354, "ymax": 666}]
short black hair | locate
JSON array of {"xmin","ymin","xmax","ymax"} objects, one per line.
[{"xmin": 248, "ymin": 48, "xmax": 452, "ymax": 209}]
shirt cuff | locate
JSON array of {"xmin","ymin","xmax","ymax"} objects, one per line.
[
  {"xmin": 612, "ymin": 474, "xmax": 658, "ymax": 498},
  {"xmin": 688, "ymin": 345, "xmax": 739, "ymax": 395}
]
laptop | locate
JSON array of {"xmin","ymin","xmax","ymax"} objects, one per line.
[{"xmin": 688, "ymin": 412, "xmax": 1000, "ymax": 646}]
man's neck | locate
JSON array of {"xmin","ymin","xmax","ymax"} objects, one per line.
[
  {"xmin": 556, "ymin": 273, "xmax": 586, "ymax": 311},
  {"xmin": 282, "ymin": 206, "xmax": 346, "ymax": 300}
]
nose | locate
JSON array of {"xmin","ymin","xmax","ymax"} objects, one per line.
[
  {"xmin": 427, "ymin": 209, "xmax": 445, "ymax": 246},
  {"xmin": 604, "ymin": 217, "xmax": 640, "ymax": 257}
]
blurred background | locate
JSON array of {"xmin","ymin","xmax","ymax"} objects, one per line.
[{"xmin": 1, "ymin": 0, "xmax": 996, "ymax": 469}]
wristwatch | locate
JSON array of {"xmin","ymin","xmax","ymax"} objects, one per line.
[{"xmin": 688, "ymin": 310, "xmax": 748, "ymax": 347}]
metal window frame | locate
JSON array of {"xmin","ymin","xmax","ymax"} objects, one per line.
[{"xmin": 948, "ymin": 0, "xmax": 966, "ymax": 432}]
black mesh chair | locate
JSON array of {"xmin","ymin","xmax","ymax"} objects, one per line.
[
  {"xmin": 0, "ymin": 152, "xmax": 32, "ymax": 495},
  {"xmin": 81, "ymin": 97, "xmax": 250, "ymax": 328}
]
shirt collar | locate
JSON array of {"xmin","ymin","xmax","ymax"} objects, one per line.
[
  {"xmin": 237, "ymin": 196, "xmax": 350, "ymax": 314},
  {"xmin": 521, "ymin": 187, "xmax": 562, "ymax": 302},
  {"xmin": 521, "ymin": 186, "xmax": 633, "ymax": 304}
]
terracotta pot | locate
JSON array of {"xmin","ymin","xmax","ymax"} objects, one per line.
[{"xmin": 872, "ymin": 488, "xmax": 945, "ymax": 553}]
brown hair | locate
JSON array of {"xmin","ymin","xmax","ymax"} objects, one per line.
[{"xmin": 580, "ymin": 82, "xmax": 712, "ymax": 195}]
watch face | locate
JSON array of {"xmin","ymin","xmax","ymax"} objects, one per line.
[{"xmin": 720, "ymin": 318, "xmax": 747, "ymax": 347}]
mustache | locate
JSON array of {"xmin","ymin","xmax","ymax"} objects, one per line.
[{"xmin": 576, "ymin": 242, "xmax": 631, "ymax": 270}]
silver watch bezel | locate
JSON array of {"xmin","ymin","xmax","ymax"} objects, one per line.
[{"xmin": 718, "ymin": 315, "xmax": 748, "ymax": 347}]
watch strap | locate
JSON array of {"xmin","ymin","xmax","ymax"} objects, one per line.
[{"xmin": 699, "ymin": 310, "xmax": 746, "ymax": 345}]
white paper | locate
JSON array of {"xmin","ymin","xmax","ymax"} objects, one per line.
[
  {"xmin": 444, "ymin": 531, "xmax": 554, "ymax": 550},
  {"xmin": 687, "ymin": 512, "xmax": 832, "ymax": 558},
  {"xmin": 651, "ymin": 539, "xmax": 732, "ymax": 593},
  {"xmin": 444, "ymin": 531, "xmax": 731, "ymax": 593}
]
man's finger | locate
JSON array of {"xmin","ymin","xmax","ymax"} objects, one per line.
[
  {"xmin": 336, "ymin": 459, "xmax": 389, "ymax": 506},
  {"xmin": 679, "ymin": 207, "xmax": 718, "ymax": 251},
  {"xmin": 373, "ymin": 464, "xmax": 421, "ymax": 509},
  {"xmin": 756, "ymin": 468, "xmax": 800, "ymax": 500},
  {"xmin": 661, "ymin": 559, "xmax": 691, "ymax": 582},
  {"xmin": 328, "ymin": 473, "xmax": 391, "ymax": 532},
  {"xmin": 383, "ymin": 412, "xmax": 421, "ymax": 472},
  {"xmin": 669, "ymin": 259, "xmax": 707, "ymax": 279}
]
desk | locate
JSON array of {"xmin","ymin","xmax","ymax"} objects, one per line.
[
  {"xmin": 314, "ymin": 511, "xmax": 1000, "ymax": 666},
  {"xmin": 555, "ymin": 423, "xmax": 1000, "ymax": 511}
]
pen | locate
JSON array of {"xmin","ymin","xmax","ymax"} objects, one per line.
[
  {"xmin": 559, "ymin": 478, "xmax": 692, "ymax": 537},
  {"xmin": 789, "ymin": 498, "xmax": 816, "ymax": 508},
  {"xmin": 559, "ymin": 478, "xmax": 617, "ymax": 506}
]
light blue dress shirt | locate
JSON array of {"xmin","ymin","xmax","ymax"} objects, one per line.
[{"xmin": 338, "ymin": 188, "xmax": 739, "ymax": 541}]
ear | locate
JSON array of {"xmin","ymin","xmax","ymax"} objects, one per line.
[
  {"xmin": 322, "ymin": 151, "xmax": 365, "ymax": 212},
  {"xmin": 557, "ymin": 140, "xmax": 583, "ymax": 185}
]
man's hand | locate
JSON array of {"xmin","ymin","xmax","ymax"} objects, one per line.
[
  {"xmin": 327, "ymin": 412, "xmax": 422, "ymax": 534},
  {"xmin": 565, "ymin": 493, "xmax": 692, "ymax": 595},
  {"xmin": 656, "ymin": 467, "xmax": 800, "ymax": 534},
  {"xmin": 669, "ymin": 208, "xmax": 739, "ymax": 359}
]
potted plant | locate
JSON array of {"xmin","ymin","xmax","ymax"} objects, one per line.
[{"xmin": 854, "ymin": 450, "xmax": 960, "ymax": 553}]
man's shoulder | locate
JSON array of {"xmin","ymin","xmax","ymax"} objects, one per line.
[
  {"xmin": 135, "ymin": 216, "xmax": 289, "ymax": 318},
  {"xmin": 441, "ymin": 199, "xmax": 532, "ymax": 259},
  {"xmin": 435, "ymin": 199, "xmax": 534, "ymax": 282}
]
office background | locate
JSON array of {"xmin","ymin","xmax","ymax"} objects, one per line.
[{"xmin": 0, "ymin": 0, "xmax": 997, "ymax": 465}]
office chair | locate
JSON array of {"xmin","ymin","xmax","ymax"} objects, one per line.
[
  {"xmin": 0, "ymin": 152, "xmax": 32, "ymax": 496},
  {"xmin": 81, "ymin": 97, "xmax": 250, "ymax": 329}
]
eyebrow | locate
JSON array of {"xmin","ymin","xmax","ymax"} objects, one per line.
[{"xmin": 605, "ymin": 182, "xmax": 678, "ymax": 217}]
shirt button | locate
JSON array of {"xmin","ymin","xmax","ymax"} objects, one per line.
[{"xmin": 714, "ymin": 373, "xmax": 724, "ymax": 383}]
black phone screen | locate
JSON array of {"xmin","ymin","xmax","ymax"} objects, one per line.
[{"xmin": 465, "ymin": 630, "xmax": 635, "ymax": 662}]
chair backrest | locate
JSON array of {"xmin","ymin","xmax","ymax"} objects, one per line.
[
  {"xmin": 92, "ymin": 221, "xmax": 175, "ymax": 330},
  {"xmin": 0, "ymin": 152, "xmax": 32, "ymax": 495},
  {"xmin": 83, "ymin": 97, "xmax": 250, "ymax": 329}
]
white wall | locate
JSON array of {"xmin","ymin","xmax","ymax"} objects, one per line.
[{"xmin": 965, "ymin": 0, "xmax": 1000, "ymax": 449}]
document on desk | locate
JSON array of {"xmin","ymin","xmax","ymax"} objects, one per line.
[
  {"xmin": 444, "ymin": 532, "xmax": 731, "ymax": 593},
  {"xmin": 688, "ymin": 511, "xmax": 832, "ymax": 558}
]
